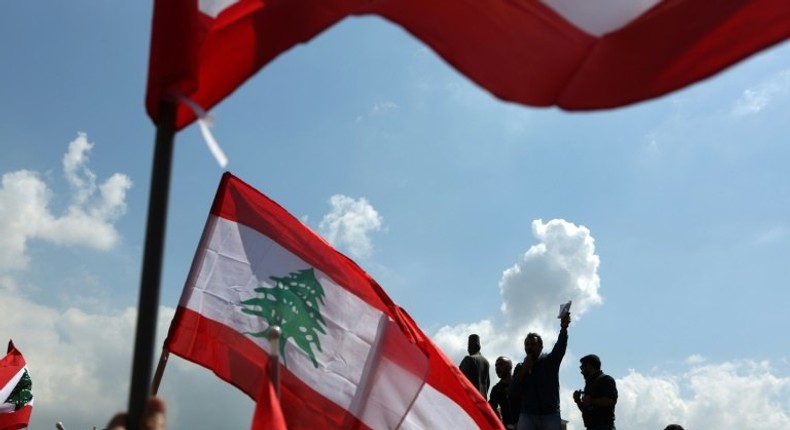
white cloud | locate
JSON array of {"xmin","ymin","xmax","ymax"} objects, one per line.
[
  {"xmin": 318, "ymin": 195, "xmax": 383, "ymax": 259},
  {"xmin": 433, "ymin": 218, "xmax": 602, "ymax": 377},
  {"xmin": 500, "ymin": 219, "xmax": 601, "ymax": 334},
  {"xmin": 610, "ymin": 361, "xmax": 790, "ymax": 430},
  {"xmin": 0, "ymin": 133, "xmax": 132, "ymax": 271},
  {"xmin": 731, "ymin": 70, "xmax": 790, "ymax": 116}
]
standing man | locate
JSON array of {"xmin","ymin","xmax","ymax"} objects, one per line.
[
  {"xmin": 509, "ymin": 312, "xmax": 571, "ymax": 430},
  {"xmin": 459, "ymin": 334, "xmax": 490, "ymax": 398},
  {"xmin": 573, "ymin": 354, "xmax": 618, "ymax": 430},
  {"xmin": 489, "ymin": 356, "xmax": 516, "ymax": 429}
]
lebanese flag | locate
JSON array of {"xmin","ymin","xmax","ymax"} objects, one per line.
[
  {"xmin": 165, "ymin": 172, "xmax": 501, "ymax": 429},
  {"xmin": 0, "ymin": 341, "xmax": 33, "ymax": 430},
  {"xmin": 147, "ymin": 0, "xmax": 790, "ymax": 129}
]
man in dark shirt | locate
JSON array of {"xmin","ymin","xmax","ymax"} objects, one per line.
[
  {"xmin": 509, "ymin": 313, "xmax": 570, "ymax": 430},
  {"xmin": 459, "ymin": 334, "xmax": 491, "ymax": 398},
  {"xmin": 489, "ymin": 356, "xmax": 516, "ymax": 429},
  {"xmin": 573, "ymin": 354, "xmax": 618, "ymax": 430}
]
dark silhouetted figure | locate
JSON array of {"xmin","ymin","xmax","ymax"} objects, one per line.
[
  {"xmin": 664, "ymin": 425, "xmax": 685, "ymax": 430},
  {"xmin": 509, "ymin": 312, "xmax": 571, "ymax": 430},
  {"xmin": 489, "ymin": 356, "xmax": 516, "ymax": 429},
  {"xmin": 573, "ymin": 354, "xmax": 618, "ymax": 430},
  {"xmin": 459, "ymin": 334, "xmax": 490, "ymax": 398}
]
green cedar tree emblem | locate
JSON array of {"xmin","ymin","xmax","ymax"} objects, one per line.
[
  {"xmin": 240, "ymin": 268, "xmax": 327, "ymax": 368},
  {"xmin": 5, "ymin": 369, "xmax": 32, "ymax": 410}
]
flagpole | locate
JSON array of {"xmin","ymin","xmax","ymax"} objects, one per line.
[
  {"xmin": 127, "ymin": 100, "xmax": 177, "ymax": 430},
  {"xmin": 268, "ymin": 326, "xmax": 281, "ymax": 398},
  {"xmin": 150, "ymin": 348, "xmax": 170, "ymax": 396}
]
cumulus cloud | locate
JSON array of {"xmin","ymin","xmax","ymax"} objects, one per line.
[
  {"xmin": 731, "ymin": 70, "xmax": 790, "ymax": 116},
  {"xmin": 318, "ymin": 195, "xmax": 383, "ymax": 259},
  {"xmin": 0, "ymin": 133, "xmax": 132, "ymax": 271},
  {"xmin": 433, "ymin": 218, "xmax": 602, "ymax": 373},
  {"xmin": 606, "ymin": 360, "xmax": 790, "ymax": 430},
  {"xmin": 500, "ymin": 219, "xmax": 601, "ymax": 333}
]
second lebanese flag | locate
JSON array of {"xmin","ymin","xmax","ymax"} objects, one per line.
[
  {"xmin": 0, "ymin": 341, "xmax": 33, "ymax": 430},
  {"xmin": 165, "ymin": 172, "xmax": 501, "ymax": 429},
  {"xmin": 147, "ymin": 0, "xmax": 790, "ymax": 129}
]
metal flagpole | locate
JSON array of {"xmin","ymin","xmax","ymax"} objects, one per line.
[
  {"xmin": 268, "ymin": 326, "xmax": 282, "ymax": 398},
  {"xmin": 150, "ymin": 348, "xmax": 170, "ymax": 396},
  {"xmin": 126, "ymin": 100, "xmax": 177, "ymax": 430}
]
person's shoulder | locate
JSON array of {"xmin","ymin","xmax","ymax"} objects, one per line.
[{"xmin": 591, "ymin": 372, "xmax": 616, "ymax": 387}]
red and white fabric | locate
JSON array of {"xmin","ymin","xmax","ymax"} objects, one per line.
[
  {"xmin": 165, "ymin": 172, "xmax": 501, "ymax": 429},
  {"xmin": 146, "ymin": 0, "xmax": 790, "ymax": 129}
]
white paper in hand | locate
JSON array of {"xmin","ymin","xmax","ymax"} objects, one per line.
[{"xmin": 558, "ymin": 300, "xmax": 572, "ymax": 318}]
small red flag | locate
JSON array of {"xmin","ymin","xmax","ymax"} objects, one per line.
[
  {"xmin": 251, "ymin": 378, "xmax": 287, "ymax": 430},
  {"xmin": 0, "ymin": 341, "xmax": 33, "ymax": 430}
]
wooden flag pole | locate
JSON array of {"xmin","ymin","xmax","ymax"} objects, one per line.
[{"xmin": 127, "ymin": 100, "xmax": 177, "ymax": 430}]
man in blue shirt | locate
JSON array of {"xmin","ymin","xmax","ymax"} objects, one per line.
[{"xmin": 509, "ymin": 313, "xmax": 570, "ymax": 430}]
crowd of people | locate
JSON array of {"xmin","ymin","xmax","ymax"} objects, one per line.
[
  {"xmin": 106, "ymin": 311, "xmax": 691, "ymax": 430},
  {"xmin": 459, "ymin": 313, "xmax": 686, "ymax": 430}
]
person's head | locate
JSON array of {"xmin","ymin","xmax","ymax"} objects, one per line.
[
  {"xmin": 579, "ymin": 354, "xmax": 602, "ymax": 379},
  {"xmin": 663, "ymin": 425, "xmax": 685, "ymax": 430},
  {"xmin": 467, "ymin": 334, "xmax": 481, "ymax": 355},
  {"xmin": 524, "ymin": 333, "xmax": 543, "ymax": 359},
  {"xmin": 495, "ymin": 356, "xmax": 513, "ymax": 379}
]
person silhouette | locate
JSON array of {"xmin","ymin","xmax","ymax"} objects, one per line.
[
  {"xmin": 573, "ymin": 354, "xmax": 617, "ymax": 430},
  {"xmin": 459, "ymin": 334, "xmax": 491, "ymax": 398},
  {"xmin": 509, "ymin": 313, "xmax": 571, "ymax": 430},
  {"xmin": 489, "ymin": 356, "xmax": 516, "ymax": 429}
]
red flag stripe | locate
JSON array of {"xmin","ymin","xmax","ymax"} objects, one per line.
[{"xmin": 0, "ymin": 405, "xmax": 32, "ymax": 430}]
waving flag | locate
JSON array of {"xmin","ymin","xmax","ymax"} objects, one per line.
[
  {"xmin": 0, "ymin": 341, "xmax": 33, "ymax": 430},
  {"xmin": 165, "ymin": 172, "xmax": 502, "ymax": 429},
  {"xmin": 147, "ymin": 0, "xmax": 790, "ymax": 129}
]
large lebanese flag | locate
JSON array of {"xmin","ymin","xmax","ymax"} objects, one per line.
[
  {"xmin": 147, "ymin": 0, "xmax": 790, "ymax": 129},
  {"xmin": 0, "ymin": 341, "xmax": 33, "ymax": 430},
  {"xmin": 165, "ymin": 172, "xmax": 501, "ymax": 429}
]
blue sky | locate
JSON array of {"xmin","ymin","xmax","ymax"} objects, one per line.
[{"xmin": 2, "ymin": 2, "xmax": 790, "ymax": 429}]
